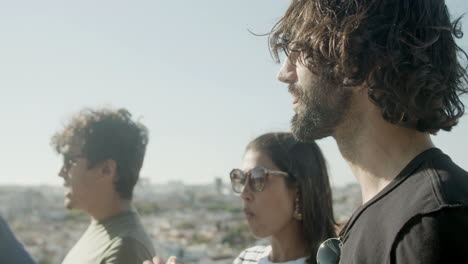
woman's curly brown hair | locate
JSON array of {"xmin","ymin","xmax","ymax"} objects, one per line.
[{"xmin": 270, "ymin": 0, "xmax": 468, "ymax": 133}]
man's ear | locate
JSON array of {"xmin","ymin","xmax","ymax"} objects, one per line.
[{"xmin": 100, "ymin": 159, "xmax": 117, "ymax": 180}]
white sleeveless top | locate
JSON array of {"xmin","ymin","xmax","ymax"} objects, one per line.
[{"xmin": 233, "ymin": 245, "xmax": 309, "ymax": 264}]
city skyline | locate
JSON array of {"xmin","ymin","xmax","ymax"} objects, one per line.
[{"xmin": 0, "ymin": 0, "xmax": 467, "ymax": 187}]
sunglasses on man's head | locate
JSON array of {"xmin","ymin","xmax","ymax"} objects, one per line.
[
  {"xmin": 316, "ymin": 237, "xmax": 342, "ymax": 264},
  {"xmin": 229, "ymin": 166, "xmax": 289, "ymax": 193}
]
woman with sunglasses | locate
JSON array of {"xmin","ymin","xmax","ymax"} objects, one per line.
[{"xmin": 231, "ymin": 132, "xmax": 336, "ymax": 264}]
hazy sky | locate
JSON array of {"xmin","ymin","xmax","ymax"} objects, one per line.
[{"xmin": 0, "ymin": 0, "xmax": 467, "ymax": 187}]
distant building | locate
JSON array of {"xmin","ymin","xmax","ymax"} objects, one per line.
[{"xmin": 214, "ymin": 178, "xmax": 223, "ymax": 194}]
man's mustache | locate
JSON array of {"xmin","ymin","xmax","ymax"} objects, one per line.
[{"xmin": 288, "ymin": 84, "xmax": 304, "ymax": 99}]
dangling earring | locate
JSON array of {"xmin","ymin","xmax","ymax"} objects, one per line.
[{"xmin": 293, "ymin": 195, "xmax": 303, "ymax": 220}]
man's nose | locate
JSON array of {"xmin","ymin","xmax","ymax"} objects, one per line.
[
  {"xmin": 58, "ymin": 166, "xmax": 66, "ymax": 178},
  {"xmin": 277, "ymin": 56, "xmax": 297, "ymax": 83}
]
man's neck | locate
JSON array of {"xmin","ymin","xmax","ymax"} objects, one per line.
[
  {"xmin": 334, "ymin": 98, "xmax": 434, "ymax": 203},
  {"xmin": 88, "ymin": 198, "xmax": 131, "ymax": 222},
  {"xmin": 269, "ymin": 220, "xmax": 308, "ymax": 262}
]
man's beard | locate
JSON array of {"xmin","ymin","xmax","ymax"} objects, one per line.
[{"xmin": 290, "ymin": 77, "xmax": 352, "ymax": 142}]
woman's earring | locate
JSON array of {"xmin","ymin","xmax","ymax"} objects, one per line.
[{"xmin": 293, "ymin": 196, "xmax": 303, "ymax": 220}]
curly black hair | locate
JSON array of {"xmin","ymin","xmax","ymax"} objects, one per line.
[
  {"xmin": 51, "ymin": 107, "xmax": 149, "ymax": 199},
  {"xmin": 270, "ymin": 0, "xmax": 468, "ymax": 133}
]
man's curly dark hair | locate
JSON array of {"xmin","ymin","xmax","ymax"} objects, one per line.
[
  {"xmin": 270, "ymin": 0, "xmax": 468, "ymax": 133},
  {"xmin": 51, "ymin": 108, "xmax": 149, "ymax": 199}
]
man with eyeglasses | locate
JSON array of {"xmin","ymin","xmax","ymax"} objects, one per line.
[
  {"xmin": 273, "ymin": 0, "xmax": 468, "ymax": 263},
  {"xmin": 51, "ymin": 107, "xmax": 155, "ymax": 264}
]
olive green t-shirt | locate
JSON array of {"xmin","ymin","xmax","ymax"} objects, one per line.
[{"xmin": 62, "ymin": 209, "xmax": 155, "ymax": 264}]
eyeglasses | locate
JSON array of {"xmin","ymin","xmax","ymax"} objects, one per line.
[
  {"xmin": 62, "ymin": 154, "xmax": 83, "ymax": 171},
  {"xmin": 229, "ymin": 166, "xmax": 289, "ymax": 193},
  {"xmin": 316, "ymin": 237, "xmax": 342, "ymax": 264}
]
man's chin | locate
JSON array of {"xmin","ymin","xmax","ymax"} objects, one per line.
[{"xmin": 291, "ymin": 114, "xmax": 332, "ymax": 142}]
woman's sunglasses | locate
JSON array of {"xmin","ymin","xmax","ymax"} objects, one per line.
[
  {"xmin": 229, "ymin": 166, "xmax": 289, "ymax": 193},
  {"xmin": 316, "ymin": 237, "xmax": 342, "ymax": 264}
]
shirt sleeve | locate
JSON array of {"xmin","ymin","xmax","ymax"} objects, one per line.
[
  {"xmin": 101, "ymin": 237, "xmax": 154, "ymax": 264},
  {"xmin": 0, "ymin": 217, "xmax": 36, "ymax": 264},
  {"xmin": 391, "ymin": 207, "xmax": 468, "ymax": 264}
]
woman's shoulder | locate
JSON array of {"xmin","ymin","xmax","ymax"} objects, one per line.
[{"xmin": 233, "ymin": 245, "xmax": 271, "ymax": 264}]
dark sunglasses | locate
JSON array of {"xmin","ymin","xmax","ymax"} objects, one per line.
[
  {"xmin": 316, "ymin": 237, "xmax": 342, "ymax": 264},
  {"xmin": 229, "ymin": 166, "xmax": 289, "ymax": 193},
  {"xmin": 62, "ymin": 154, "xmax": 84, "ymax": 171}
]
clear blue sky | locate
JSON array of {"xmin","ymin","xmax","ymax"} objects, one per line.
[{"xmin": 0, "ymin": 0, "xmax": 466, "ymax": 186}]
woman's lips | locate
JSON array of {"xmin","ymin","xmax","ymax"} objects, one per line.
[{"xmin": 243, "ymin": 208, "xmax": 255, "ymax": 218}]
